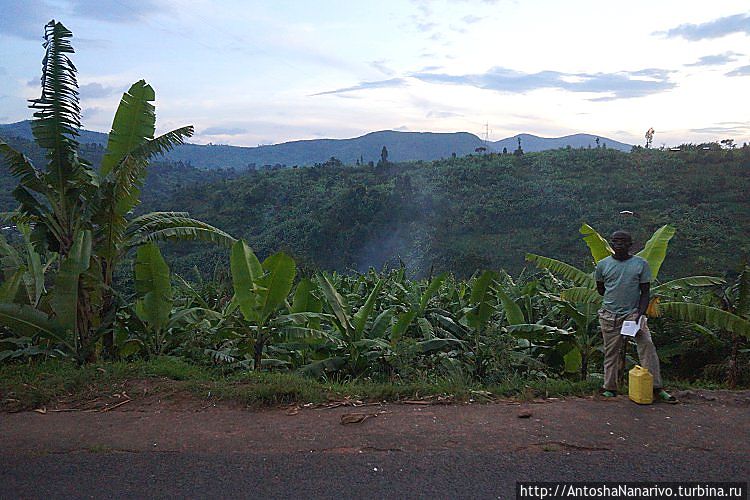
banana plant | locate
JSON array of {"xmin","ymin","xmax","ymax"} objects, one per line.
[
  {"xmin": 308, "ymin": 273, "xmax": 390, "ymax": 376},
  {"xmin": 230, "ymin": 240, "xmax": 325, "ymax": 370},
  {"xmin": 527, "ymin": 223, "xmax": 724, "ymax": 316},
  {"xmin": 0, "ymin": 230, "xmax": 92, "ymax": 361},
  {"xmin": 0, "ymin": 21, "xmax": 234, "ymax": 360},
  {"xmin": 0, "ymin": 222, "xmax": 57, "ymax": 307}
]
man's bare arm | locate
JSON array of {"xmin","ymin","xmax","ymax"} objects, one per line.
[
  {"xmin": 638, "ymin": 282, "xmax": 650, "ymax": 317},
  {"xmin": 596, "ymin": 281, "xmax": 605, "ymax": 296}
]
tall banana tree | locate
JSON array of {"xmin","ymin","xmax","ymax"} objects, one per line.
[{"xmin": 0, "ymin": 20, "xmax": 234, "ymax": 361}]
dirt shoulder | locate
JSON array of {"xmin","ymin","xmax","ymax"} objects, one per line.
[{"xmin": 2, "ymin": 389, "xmax": 748, "ymax": 456}]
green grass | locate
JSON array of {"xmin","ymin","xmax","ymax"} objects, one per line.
[{"xmin": 0, "ymin": 357, "xmax": 736, "ymax": 411}]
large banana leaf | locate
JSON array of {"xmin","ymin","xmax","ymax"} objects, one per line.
[
  {"xmin": 391, "ymin": 309, "xmax": 418, "ymax": 344},
  {"xmin": 580, "ymin": 223, "xmax": 613, "ymax": 263},
  {"xmin": 419, "ymin": 273, "xmax": 446, "ymax": 314},
  {"xmin": 652, "ymin": 276, "xmax": 725, "ymax": 294},
  {"xmin": 291, "ymin": 278, "xmax": 322, "ymax": 329},
  {"xmin": 134, "ymin": 242, "xmax": 173, "ymax": 332},
  {"xmin": 463, "ymin": 270, "xmax": 497, "ymax": 332},
  {"xmin": 563, "ymin": 347, "xmax": 583, "ymax": 374},
  {"xmin": 657, "ymin": 301, "xmax": 750, "ymax": 338},
  {"xmin": 494, "ymin": 285, "xmax": 525, "ymax": 325},
  {"xmin": 49, "ymin": 229, "xmax": 91, "ymax": 333},
  {"xmin": 560, "ymin": 287, "xmax": 602, "ymax": 305},
  {"xmin": 230, "ymin": 240, "xmax": 263, "ymax": 322},
  {"xmin": 525, "ymin": 253, "xmax": 595, "ymax": 287},
  {"xmin": 291, "ymin": 279, "xmax": 320, "ymax": 313},
  {"xmin": 257, "ymin": 252, "xmax": 296, "ymax": 326},
  {"xmin": 371, "ymin": 308, "xmax": 393, "ymax": 338},
  {"xmin": 0, "ymin": 267, "xmax": 25, "ymax": 303},
  {"xmin": 507, "ymin": 324, "xmax": 573, "ymax": 341},
  {"xmin": 18, "ymin": 223, "xmax": 47, "ymax": 306},
  {"xmin": 353, "ymin": 278, "xmax": 384, "ymax": 339},
  {"xmin": 417, "ymin": 337, "xmax": 465, "ymax": 354},
  {"xmin": 636, "ymin": 224, "xmax": 675, "ymax": 281},
  {"xmin": 100, "ymin": 80, "xmax": 156, "ymax": 177},
  {"xmin": 317, "ymin": 274, "xmax": 354, "ymax": 337},
  {"xmin": 96, "ymin": 99, "xmax": 193, "ymax": 264},
  {"xmin": 0, "ymin": 303, "xmax": 69, "ymax": 344}
]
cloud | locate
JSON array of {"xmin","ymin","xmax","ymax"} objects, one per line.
[
  {"xmin": 657, "ymin": 13, "xmax": 750, "ymax": 41},
  {"xmin": 462, "ymin": 15, "xmax": 482, "ymax": 24},
  {"xmin": 426, "ymin": 110, "xmax": 462, "ymax": 119},
  {"xmin": 79, "ymin": 82, "xmax": 121, "ymax": 99},
  {"xmin": 370, "ymin": 60, "xmax": 395, "ymax": 76},
  {"xmin": 82, "ymin": 106, "xmax": 103, "ymax": 120},
  {"xmin": 312, "ymin": 78, "xmax": 407, "ymax": 96},
  {"xmin": 726, "ymin": 65, "xmax": 750, "ymax": 76},
  {"xmin": 0, "ymin": 0, "xmax": 49, "ymax": 40},
  {"xmin": 68, "ymin": 0, "xmax": 167, "ymax": 23},
  {"xmin": 410, "ymin": 66, "xmax": 676, "ymax": 100},
  {"xmin": 201, "ymin": 126, "xmax": 248, "ymax": 136},
  {"xmin": 686, "ymin": 52, "xmax": 742, "ymax": 66},
  {"xmin": 415, "ymin": 21, "xmax": 437, "ymax": 32},
  {"xmin": 689, "ymin": 123, "xmax": 750, "ymax": 135}
]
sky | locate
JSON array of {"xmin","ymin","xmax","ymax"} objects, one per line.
[{"xmin": 1, "ymin": 0, "xmax": 750, "ymax": 148}]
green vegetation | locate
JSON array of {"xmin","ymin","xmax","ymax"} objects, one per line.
[
  {"xmin": 125, "ymin": 145, "xmax": 749, "ymax": 281},
  {"xmin": 0, "ymin": 22, "xmax": 748, "ymax": 407}
]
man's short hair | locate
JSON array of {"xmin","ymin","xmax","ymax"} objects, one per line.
[{"xmin": 610, "ymin": 230, "xmax": 632, "ymax": 241}]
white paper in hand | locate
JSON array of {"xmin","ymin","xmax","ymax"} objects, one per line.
[{"xmin": 620, "ymin": 320, "xmax": 639, "ymax": 337}]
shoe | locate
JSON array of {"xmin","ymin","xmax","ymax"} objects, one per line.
[
  {"xmin": 655, "ymin": 389, "xmax": 678, "ymax": 403},
  {"xmin": 601, "ymin": 390, "xmax": 617, "ymax": 398}
]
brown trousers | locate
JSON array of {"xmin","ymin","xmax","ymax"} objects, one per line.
[{"xmin": 598, "ymin": 309, "xmax": 663, "ymax": 391}]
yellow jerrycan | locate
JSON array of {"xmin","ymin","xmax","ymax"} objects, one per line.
[{"xmin": 629, "ymin": 365, "xmax": 653, "ymax": 404}]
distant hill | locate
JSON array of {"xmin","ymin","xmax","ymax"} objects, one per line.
[
  {"xmin": 167, "ymin": 130, "xmax": 484, "ymax": 168},
  {"xmin": 493, "ymin": 133, "xmax": 631, "ymax": 153},
  {"xmin": 0, "ymin": 120, "xmax": 108, "ymax": 146},
  {"xmin": 0, "ymin": 120, "xmax": 632, "ymax": 169}
]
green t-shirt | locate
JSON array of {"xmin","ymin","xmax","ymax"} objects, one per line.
[{"xmin": 595, "ymin": 255, "xmax": 651, "ymax": 315}]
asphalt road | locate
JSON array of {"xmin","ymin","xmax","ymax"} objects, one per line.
[{"xmin": 2, "ymin": 450, "xmax": 748, "ymax": 499}]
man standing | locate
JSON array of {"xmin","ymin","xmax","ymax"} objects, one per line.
[{"xmin": 595, "ymin": 230, "xmax": 677, "ymax": 402}]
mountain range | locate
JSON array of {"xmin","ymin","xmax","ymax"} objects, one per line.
[{"xmin": 0, "ymin": 120, "xmax": 632, "ymax": 169}]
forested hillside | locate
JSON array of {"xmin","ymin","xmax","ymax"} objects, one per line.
[
  {"xmin": 1, "ymin": 132, "xmax": 747, "ymax": 279},
  {"xmin": 134, "ymin": 147, "xmax": 749, "ymax": 279}
]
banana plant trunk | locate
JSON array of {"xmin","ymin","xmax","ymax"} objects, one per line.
[
  {"xmin": 728, "ymin": 333, "xmax": 739, "ymax": 389},
  {"xmin": 254, "ymin": 329, "xmax": 266, "ymax": 371},
  {"xmin": 101, "ymin": 263, "xmax": 116, "ymax": 359},
  {"xmin": 580, "ymin": 354, "xmax": 588, "ymax": 381},
  {"xmin": 77, "ymin": 284, "xmax": 96, "ymax": 363}
]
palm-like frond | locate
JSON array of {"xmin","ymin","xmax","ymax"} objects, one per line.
[
  {"xmin": 525, "ymin": 253, "xmax": 595, "ymax": 287},
  {"xmin": 129, "ymin": 126, "xmax": 194, "ymax": 162},
  {"xmin": 656, "ymin": 301, "xmax": 750, "ymax": 338},
  {"xmin": 29, "ymin": 21, "xmax": 82, "ymax": 190},
  {"xmin": 0, "ymin": 140, "xmax": 46, "ymax": 194},
  {"xmin": 125, "ymin": 213, "xmax": 236, "ymax": 248}
]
